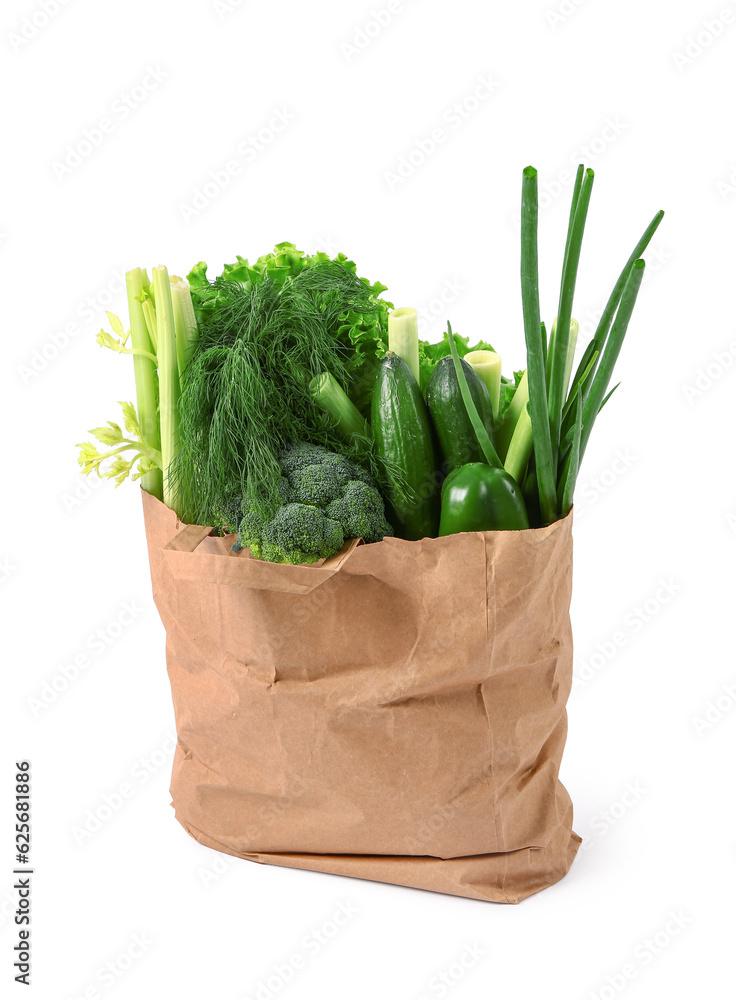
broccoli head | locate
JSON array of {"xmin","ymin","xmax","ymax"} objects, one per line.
[
  {"xmin": 261, "ymin": 504, "xmax": 344, "ymax": 565},
  {"xmin": 235, "ymin": 443, "xmax": 392, "ymax": 564}
]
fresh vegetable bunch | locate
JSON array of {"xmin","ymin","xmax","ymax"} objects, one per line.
[{"xmin": 77, "ymin": 167, "xmax": 663, "ymax": 562}]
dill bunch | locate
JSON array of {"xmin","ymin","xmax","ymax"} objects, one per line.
[{"xmin": 174, "ymin": 260, "xmax": 389, "ymax": 525}]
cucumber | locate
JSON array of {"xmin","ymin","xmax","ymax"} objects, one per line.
[
  {"xmin": 371, "ymin": 354, "xmax": 440, "ymax": 541},
  {"xmin": 426, "ymin": 355, "xmax": 495, "ymax": 476}
]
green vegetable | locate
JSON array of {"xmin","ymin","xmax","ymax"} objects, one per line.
[
  {"xmin": 174, "ymin": 258, "xmax": 392, "ymax": 526},
  {"xmin": 237, "ymin": 443, "xmax": 392, "ymax": 563},
  {"xmin": 310, "ymin": 372, "xmax": 370, "ymax": 442},
  {"xmin": 494, "ymin": 370, "xmax": 528, "ymax": 459},
  {"xmin": 152, "ymin": 266, "xmax": 181, "ymax": 514},
  {"xmin": 371, "ymin": 353, "xmax": 439, "ymax": 541},
  {"xmin": 388, "ymin": 308, "xmax": 420, "ymax": 384},
  {"xmin": 445, "ymin": 322, "xmax": 502, "ymax": 469},
  {"xmin": 417, "ymin": 332, "xmax": 498, "ymax": 395},
  {"xmin": 519, "ymin": 167, "xmax": 559, "ymax": 526},
  {"xmin": 463, "ymin": 350, "xmax": 502, "ymax": 421},
  {"xmin": 439, "ymin": 464, "xmax": 529, "ymax": 535},
  {"xmin": 426, "ymin": 356, "xmax": 494, "ymax": 475},
  {"xmin": 126, "ymin": 268, "xmax": 162, "ymax": 499},
  {"xmin": 187, "ymin": 243, "xmax": 393, "ymax": 417}
]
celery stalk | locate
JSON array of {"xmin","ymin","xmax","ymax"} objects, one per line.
[
  {"xmin": 388, "ymin": 308, "xmax": 420, "ymax": 384},
  {"xmin": 152, "ymin": 266, "xmax": 180, "ymax": 514},
  {"xmin": 126, "ymin": 268, "xmax": 162, "ymax": 500},
  {"xmin": 464, "ymin": 350, "xmax": 502, "ymax": 420},
  {"xmin": 310, "ymin": 372, "xmax": 370, "ymax": 441}
]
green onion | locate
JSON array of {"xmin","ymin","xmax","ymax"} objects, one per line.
[
  {"xmin": 152, "ymin": 266, "xmax": 181, "ymax": 514},
  {"xmin": 126, "ymin": 268, "xmax": 162, "ymax": 500},
  {"xmin": 310, "ymin": 371, "xmax": 370, "ymax": 441},
  {"xmin": 580, "ymin": 259, "xmax": 646, "ymax": 461},
  {"xmin": 520, "ymin": 166, "xmax": 556, "ymax": 526},
  {"xmin": 570, "ymin": 209, "xmax": 664, "ymax": 402},
  {"xmin": 446, "ymin": 322, "xmax": 502, "ymax": 469},
  {"xmin": 548, "ymin": 168, "xmax": 594, "ymax": 464},
  {"xmin": 559, "ymin": 391, "xmax": 582, "ymax": 515}
]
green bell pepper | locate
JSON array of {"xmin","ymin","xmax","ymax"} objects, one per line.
[{"xmin": 439, "ymin": 463, "xmax": 530, "ymax": 535}]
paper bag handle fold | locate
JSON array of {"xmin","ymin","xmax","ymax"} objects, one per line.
[{"xmin": 162, "ymin": 526, "xmax": 362, "ymax": 594}]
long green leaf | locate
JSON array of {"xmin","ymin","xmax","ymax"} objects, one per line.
[
  {"xmin": 560, "ymin": 391, "xmax": 582, "ymax": 515},
  {"xmin": 446, "ymin": 322, "xmax": 502, "ymax": 468},
  {"xmin": 548, "ymin": 168, "xmax": 595, "ymax": 463},
  {"xmin": 520, "ymin": 166, "xmax": 556, "ymax": 525},
  {"xmin": 570, "ymin": 209, "xmax": 664, "ymax": 398},
  {"xmin": 580, "ymin": 260, "xmax": 646, "ymax": 461}
]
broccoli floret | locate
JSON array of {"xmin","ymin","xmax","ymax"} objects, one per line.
[
  {"xmin": 235, "ymin": 444, "xmax": 392, "ymax": 564},
  {"xmin": 260, "ymin": 504, "xmax": 344, "ymax": 565},
  {"xmin": 286, "ymin": 463, "xmax": 351, "ymax": 506},
  {"xmin": 211, "ymin": 491, "xmax": 243, "ymax": 535},
  {"xmin": 326, "ymin": 480, "xmax": 394, "ymax": 543}
]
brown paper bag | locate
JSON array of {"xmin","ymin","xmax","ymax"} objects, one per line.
[{"xmin": 143, "ymin": 489, "xmax": 580, "ymax": 903}]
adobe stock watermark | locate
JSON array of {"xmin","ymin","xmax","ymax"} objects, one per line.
[
  {"xmin": 27, "ymin": 600, "xmax": 146, "ymax": 717},
  {"xmin": 680, "ymin": 339, "xmax": 736, "ymax": 403},
  {"xmin": 415, "ymin": 278, "xmax": 467, "ymax": 336},
  {"xmin": 212, "ymin": 0, "xmax": 247, "ymax": 18},
  {"xmin": 340, "ymin": 0, "xmax": 416, "ymax": 62},
  {"xmin": 672, "ymin": 3, "xmax": 736, "ymax": 73},
  {"xmin": 692, "ymin": 682, "xmax": 736, "ymax": 737},
  {"xmin": 7, "ymin": 0, "xmax": 72, "ymax": 52},
  {"xmin": 240, "ymin": 902, "xmax": 358, "ymax": 1000},
  {"xmin": 586, "ymin": 910, "xmax": 691, "ymax": 1000},
  {"xmin": 384, "ymin": 75, "xmax": 501, "ymax": 192},
  {"xmin": 17, "ymin": 268, "xmax": 125, "ymax": 385},
  {"xmin": 71, "ymin": 732, "xmax": 177, "ymax": 846},
  {"xmin": 574, "ymin": 578, "xmax": 682, "ymax": 691},
  {"xmin": 51, "ymin": 66, "xmax": 169, "ymax": 181},
  {"xmin": 572, "ymin": 448, "xmax": 638, "ymax": 521},
  {"xmin": 67, "ymin": 933, "xmax": 154, "ymax": 1000},
  {"xmin": 545, "ymin": 0, "xmax": 591, "ymax": 31},
  {"xmin": 0, "ymin": 556, "xmax": 17, "ymax": 585},
  {"xmin": 510, "ymin": 117, "xmax": 627, "ymax": 228},
  {"xmin": 414, "ymin": 944, "xmax": 486, "ymax": 1000},
  {"xmin": 178, "ymin": 107, "xmax": 295, "ymax": 222},
  {"xmin": 61, "ymin": 473, "xmax": 105, "ymax": 515},
  {"xmin": 578, "ymin": 781, "xmax": 648, "ymax": 853}
]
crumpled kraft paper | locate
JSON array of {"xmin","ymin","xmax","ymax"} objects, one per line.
[{"xmin": 143, "ymin": 489, "xmax": 580, "ymax": 903}]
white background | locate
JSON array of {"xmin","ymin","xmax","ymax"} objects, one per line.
[{"xmin": 3, "ymin": 0, "xmax": 736, "ymax": 997}]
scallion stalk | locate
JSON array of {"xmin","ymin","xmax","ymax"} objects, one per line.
[
  {"xmin": 547, "ymin": 168, "xmax": 594, "ymax": 464},
  {"xmin": 446, "ymin": 322, "xmax": 502, "ymax": 469},
  {"xmin": 126, "ymin": 268, "xmax": 162, "ymax": 500},
  {"xmin": 520, "ymin": 166, "xmax": 556, "ymax": 525},
  {"xmin": 310, "ymin": 371, "xmax": 370, "ymax": 441},
  {"xmin": 152, "ymin": 266, "xmax": 180, "ymax": 514}
]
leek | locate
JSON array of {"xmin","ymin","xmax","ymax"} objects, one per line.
[
  {"xmin": 388, "ymin": 308, "xmax": 420, "ymax": 384},
  {"xmin": 464, "ymin": 350, "xmax": 502, "ymax": 420},
  {"xmin": 170, "ymin": 277, "xmax": 198, "ymax": 378},
  {"xmin": 310, "ymin": 372, "xmax": 370, "ymax": 441},
  {"xmin": 494, "ymin": 370, "xmax": 529, "ymax": 460}
]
